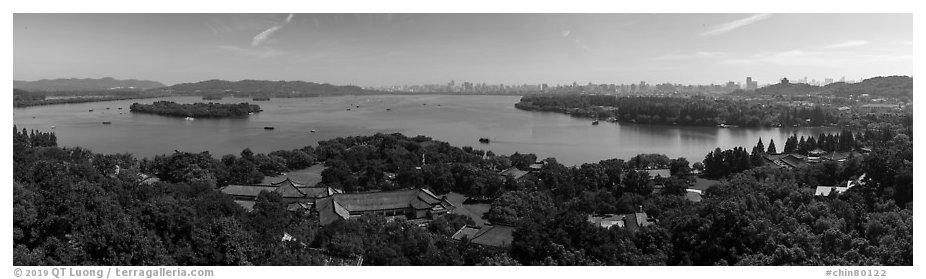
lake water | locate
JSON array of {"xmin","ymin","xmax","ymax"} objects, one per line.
[{"xmin": 13, "ymin": 95, "xmax": 839, "ymax": 166}]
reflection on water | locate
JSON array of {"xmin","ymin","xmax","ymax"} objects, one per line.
[{"xmin": 13, "ymin": 95, "xmax": 839, "ymax": 166}]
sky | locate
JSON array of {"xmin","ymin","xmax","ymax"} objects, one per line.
[{"xmin": 13, "ymin": 13, "xmax": 913, "ymax": 87}]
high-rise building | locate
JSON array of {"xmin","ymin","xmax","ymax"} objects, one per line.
[{"xmin": 745, "ymin": 77, "xmax": 758, "ymax": 90}]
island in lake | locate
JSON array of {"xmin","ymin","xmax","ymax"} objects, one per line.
[{"xmin": 129, "ymin": 101, "xmax": 262, "ymax": 118}]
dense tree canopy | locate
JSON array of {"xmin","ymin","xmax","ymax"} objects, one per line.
[
  {"xmin": 129, "ymin": 101, "xmax": 261, "ymax": 118},
  {"xmin": 13, "ymin": 124, "xmax": 912, "ymax": 265},
  {"xmin": 516, "ymin": 95, "xmax": 838, "ymax": 127}
]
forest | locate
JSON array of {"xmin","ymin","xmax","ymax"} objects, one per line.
[
  {"xmin": 13, "ymin": 89, "xmax": 158, "ymax": 108},
  {"xmin": 13, "ymin": 123, "xmax": 912, "ymax": 265},
  {"xmin": 129, "ymin": 101, "xmax": 262, "ymax": 118},
  {"xmin": 161, "ymin": 79, "xmax": 371, "ymax": 97},
  {"xmin": 515, "ymin": 95, "xmax": 837, "ymax": 127}
]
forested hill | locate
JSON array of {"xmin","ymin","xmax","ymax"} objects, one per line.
[
  {"xmin": 824, "ymin": 76, "xmax": 913, "ymax": 98},
  {"xmin": 159, "ymin": 79, "xmax": 372, "ymax": 96},
  {"xmin": 13, "ymin": 77, "xmax": 165, "ymax": 91},
  {"xmin": 730, "ymin": 76, "xmax": 912, "ymax": 99}
]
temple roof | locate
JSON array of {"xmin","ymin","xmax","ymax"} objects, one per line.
[{"xmin": 315, "ymin": 188, "xmax": 455, "ymax": 225}]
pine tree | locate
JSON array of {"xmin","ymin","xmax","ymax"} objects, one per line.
[
  {"xmin": 767, "ymin": 139, "xmax": 777, "ymax": 154},
  {"xmin": 797, "ymin": 136, "xmax": 807, "ymax": 154},
  {"xmin": 784, "ymin": 134, "xmax": 797, "ymax": 153},
  {"xmin": 807, "ymin": 136, "xmax": 817, "ymax": 151},
  {"xmin": 751, "ymin": 138, "xmax": 765, "ymax": 166}
]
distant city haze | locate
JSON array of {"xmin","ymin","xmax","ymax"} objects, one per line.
[{"xmin": 14, "ymin": 14, "xmax": 912, "ymax": 87}]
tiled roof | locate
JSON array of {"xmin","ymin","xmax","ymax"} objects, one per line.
[
  {"xmin": 220, "ymin": 185, "xmax": 278, "ymax": 197},
  {"xmin": 332, "ymin": 189, "xmax": 436, "ymax": 212},
  {"xmin": 420, "ymin": 189, "xmax": 441, "ymax": 203},
  {"xmin": 500, "ymin": 168, "xmax": 530, "ymax": 180},
  {"xmin": 298, "ymin": 186, "xmax": 338, "ymax": 198},
  {"xmin": 316, "ymin": 197, "xmax": 351, "ymax": 225},
  {"xmin": 272, "ymin": 178, "xmax": 305, "ymax": 187},
  {"xmin": 780, "ymin": 155, "xmax": 807, "ymax": 168},
  {"xmin": 640, "ymin": 169, "xmax": 671, "ymax": 179},
  {"xmin": 274, "ymin": 182, "xmax": 307, "ymax": 198},
  {"xmin": 221, "ymin": 181, "xmax": 337, "ymax": 200},
  {"xmin": 286, "ymin": 202, "xmax": 312, "ymax": 211},
  {"xmin": 315, "ymin": 188, "xmax": 454, "ymax": 225}
]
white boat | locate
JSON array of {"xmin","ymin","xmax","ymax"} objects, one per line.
[
  {"xmin": 185, "ymin": 117, "xmax": 195, "ymax": 121},
  {"xmin": 310, "ymin": 129, "xmax": 316, "ymax": 133}
]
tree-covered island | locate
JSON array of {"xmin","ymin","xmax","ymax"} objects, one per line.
[{"xmin": 129, "ymin": 101, "xmax": 262, "ymax": 118}]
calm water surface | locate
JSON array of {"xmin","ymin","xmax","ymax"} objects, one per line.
[{"xmin": 13, "ymin": 95, "xmax": 838, "ymax": 166}]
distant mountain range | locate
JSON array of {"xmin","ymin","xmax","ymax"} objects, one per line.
[
  {"xmin": 732, "ymin": 76, "xmax": 912, "ymax": 99},
  {"xmin": 160, "ymin": 79, "xmax": 371, "ymax": 96},
  {"xmin": 13, "ymin": 77, "xmax": 165, "ymax": 92}
]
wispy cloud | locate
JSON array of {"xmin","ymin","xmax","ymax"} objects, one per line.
[
  {"xmin": 823, "ymin": 40, "xmax": 869, "ymax": 49},
  {"xmin": 252, "ymin": 13, "xmax": 294, "ymax": 47},
  {"xmin": 559, "ymin": 29, "xmax": 589, "ymax": 51},
  {"xmin": 701, "ymin": 14, "xmax": 771, "ymax": 36}
]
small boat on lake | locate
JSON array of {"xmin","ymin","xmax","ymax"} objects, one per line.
[
  {"xmin": 479, "ymin": 138, "xmax": 490, "ymax": 144},
  {"xmin": 185, "ymin": 117, "xmax": 195, "ymax": 121},
  {"xmin": 310, "ymin": 129, "xmax": 316, "ymax": 133},
  {"xmin": 386, "ymin": 108, "xmax": 391, "ymax": 111},
  {"xmin": 102, "ymin": 121, "xmax": 112, "ymax": 125},
  {"xmin": 89, "ymin": 109, "xmax": 94, "ymax": 112},
  {"xmin": 592, "ymin": 120, "xmax": 600, "ymax": 125},
  {"xmin": 264, "ymin": 126, "xmax": 275, "ymax": 130}
]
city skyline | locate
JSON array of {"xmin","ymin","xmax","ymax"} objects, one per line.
[{"xmin": 14, "ymin": 14, "xmax": 912, "ymax": 87}]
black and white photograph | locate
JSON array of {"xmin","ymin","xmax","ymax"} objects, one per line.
[{"xmin": 7, "ymin": 1, "xmax": 919, "ymax": 277}]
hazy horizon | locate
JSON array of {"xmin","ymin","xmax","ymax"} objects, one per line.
[{"xmin": 14, "ymin": 13, "xmax": 913, "ymax": 87}]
